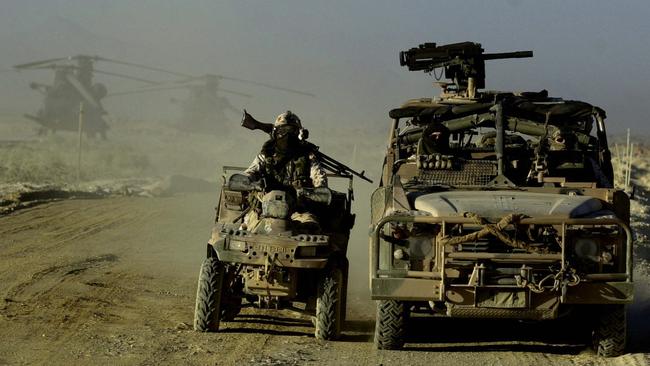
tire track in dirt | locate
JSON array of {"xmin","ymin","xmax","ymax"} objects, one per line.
[
  {"xmin": 0, "ymin": 199, "xmax": 152, "ymax": 259},
  {"xmin": 0, "ymin": 194, "xmax": 647, "ymax": 365},
  {"xmin": 0, "ymin": 194, "xmax": 216, "ymax": 364},
  {"xmin": 0, "ymin": 251, "xmax": 128, "ymax": 364},
  {"xmin": 28, "ymin": 270, "xmax": 134, "ymax": 365},
  {"xmin": 2, "ymin": 253, "xmax": 119, "ymax": 307},
  {"xmin": 0, "ymin": 205, "xmax": 85, "ymax": 236}
]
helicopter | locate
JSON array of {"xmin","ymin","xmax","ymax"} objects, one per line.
[
  {"xmin": 107, "ymin": 73, "xmax": 315, "ymax": 135},
  {"xmin": 13, "ymin": 55, "xmax": 184, "ymax": 139}
]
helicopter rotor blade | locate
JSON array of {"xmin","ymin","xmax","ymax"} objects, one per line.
[
  {"xmin": 219, "ymin": 88, "xmax": 253, "ymax": 98},
  {"xmin": 106, "ymin": 84, "xmax": 192, "ymax": 98},
  {"xmin": 171, "ymin": 74, "xmax": 315, "ymax": 97},
  {"xmin": 64, "ymin": 73, "xmax": 102, "ymax": 110},
  {"xmin": 171, "ymin": 76, "xmax": 204, "ymax": 84},
  {"xmin": 21, "ymin": 63, "xmax": 160, "ymax": 85},
  {"xmin": 13, "ymin": 57, "xmax": 69, "ymax": 70},
  {"xmin": 216, "ymin": 75, "xmax": 315, "ymax": 97},
  {"xmin": 107, "ymin": 84, "xmax": 253, "ymax": 98},
  {"xmin": 91, "ymin": 56, "xmax": 192, "ymax": 78},
  {"xmin": 92, "ymin": 68, "xmax": 159, "ymax": 84}
]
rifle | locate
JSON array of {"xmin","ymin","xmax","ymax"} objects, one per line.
[{"xmin": 241, "ymin": 110, "xmax": 373, "ymax": 183}]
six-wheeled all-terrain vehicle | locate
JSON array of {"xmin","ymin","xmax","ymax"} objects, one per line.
[{"xmin": 370, "ymin": 42, "xmax": 633, "ymax": 357}]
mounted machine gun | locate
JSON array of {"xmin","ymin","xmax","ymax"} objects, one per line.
[{"xmin": 399, "ymin": 42, "xmax": 532, "ymax": 98}]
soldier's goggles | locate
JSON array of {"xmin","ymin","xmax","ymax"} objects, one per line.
[{"xmin": 273, "ymin": 125, "xmax": 300, "ymax": 138}]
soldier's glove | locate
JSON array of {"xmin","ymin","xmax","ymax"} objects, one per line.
[
  {"xmin": 227, "ymin": 173, "xmax": 264, "ymax": 192},
  {"xmin": 297, "ymin": 187, "xmax": 332, "ymax": 205}
]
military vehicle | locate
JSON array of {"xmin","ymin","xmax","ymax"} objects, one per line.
[
  {"xmin": 108, "ymin": 74, "xmax": 315, "ymax": 135},
  {"xmin": 370, "ymin": 42, "xmax": 633, "ymax": 357},
  {"xmin": 193, "ymin": 112, "xmax": 371, "ymax": 339},
  {"xmin": 13, "ymin": 55, "xmax": 183, "ymax": 138}
]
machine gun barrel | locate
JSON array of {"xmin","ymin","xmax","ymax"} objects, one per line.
[
  {"xmin": 482, "ymin": 51, "xmax": 533, "ymax": 60},
  {"xmin": 400, "ymin": 46, "xmax": 533, "ymax": 72},
  {"xmin": 310, "ymin": 147, "xmax": 373, "ymax": 183}
]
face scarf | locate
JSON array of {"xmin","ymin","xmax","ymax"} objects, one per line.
[{"xmin": 272, "ymin": 125, "xmax": 301, "ymax": 161}]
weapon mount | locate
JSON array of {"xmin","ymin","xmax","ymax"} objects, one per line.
[{"xmin": 399, "ymin": 42, "xmax": 533, "ymax": 97}]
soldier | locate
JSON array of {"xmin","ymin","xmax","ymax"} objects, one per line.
[
  {"xmin": 419, "ymin": 122, "xmax": 450, "ymax": 155},
  {"xmin": 243, "ymin": 111, "xmax": 328, "ymax": 230}
]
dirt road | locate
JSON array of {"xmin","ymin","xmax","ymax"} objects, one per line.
[{"xmin": 0, "ymin": 194, "xmax": 648, "ymax": 365}]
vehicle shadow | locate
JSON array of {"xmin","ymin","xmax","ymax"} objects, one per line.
[
  {"xmin": 402, "ymin": 316, "xmax": 589, "ymax": 354},
  {"xmin": 234, "ymin": 313, "xmax": 312, "ymax": 326},
  {"xmin": 340, "ymin": 319, "xmax": 375, "ymax": 343},
  {"xmin": 226, "ymin": 313, "xmax": 313, "ymax": 333},
  {"xmin": 221, "ymin": 314, "xmax": 313, "ymax": 337},
  {"xmin": 223, "ymin": 315, "xmax": 376, "ymax": 341},
  {"xmin": 219, "ymin": 326, "xmax": 313, "ymax": 337}
]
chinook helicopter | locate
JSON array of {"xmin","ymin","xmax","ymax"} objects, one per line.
[
  {"xmin": 13, "ymin": 55, "xmax": 184, "ymax": 139},
  {"xmin": 107, "ymin": 73, "xmax": 315, "ymax": 135}
]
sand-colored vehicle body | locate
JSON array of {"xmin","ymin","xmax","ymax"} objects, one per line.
[
  {"xmin": 371, "ymin": 42, "xmax": 633, "ymax": 357},
  {"xmin": 194, "ymin": 166, "xmax": 356, "ymax": 340}
]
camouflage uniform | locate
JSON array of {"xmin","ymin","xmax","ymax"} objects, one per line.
[
  {"xmin": 243, "ymin": 111, "xmax": 327, "ymax": 230},
  {"xmin": 244, "ymin": 153, "xmax": 327, "ymax": 189},
  {"xmin": 245, "ymin": 111, "xmax": 327, "ymax": 188},
  {"xmin": 419, "ymin": 123, "xmax": 450, "ymax": 155}
]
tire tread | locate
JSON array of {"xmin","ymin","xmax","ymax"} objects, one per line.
[
  {"xmin": 374, "ymin": 300, "xmax": 406, "ymax": 350},
  {"xmin": 593, "ymin": 305, "xmax": 627, "ymax": 357},
  {"xmin": 193, "ymin": 257, "xmax": 223, "ymax": 332},
  {"xmin": 315, "ymin": 267, "xmax": 343, "ymax": 340}
]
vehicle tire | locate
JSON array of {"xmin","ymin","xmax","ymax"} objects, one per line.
[
  {"xmin": 374, "ymin": 300, "xmax": 406, "ymax": 350},
  {"xmin": 193, "ymin": 257, "xmax": 224, "ymax": 332},
  {"xmin": 592, "ymin": 305, "xmax": 627, "ymax": 357},
  {"xmin": 315, "ymin": 266, "xmax": 343, "ymax": 340}
]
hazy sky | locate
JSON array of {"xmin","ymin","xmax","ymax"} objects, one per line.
[{"xmin": 1, "ymin": 0, "xmax": 649, "ymax": 134}]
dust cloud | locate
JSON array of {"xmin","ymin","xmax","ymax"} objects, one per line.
[
  {"xmin": 629, "ymin": 268, "xmax": 650, "ymax": 351},
  {"xmin": 616, "ymin": 153, "xmax": 650, "ymax": 352},
  {"xmin": 1, "ymin": 0, "xmax": 650, "ymax": 360}
]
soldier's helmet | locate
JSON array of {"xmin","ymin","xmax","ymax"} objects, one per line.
[
  {"xmin": 274, "ymin": 111, "xmax": 302, "ymax": 128},
  {"xmin": 549, "ymin": 128, "xmax": 577, "ymax": 151},
  {"xmin": 273, "ymin": 111, "xmax": 309, "ymax": 141}
]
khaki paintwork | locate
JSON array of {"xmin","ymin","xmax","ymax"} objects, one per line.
[
  {"xmin": 207, "ymin": 166, "xmax": 354, "ymax": 305},
  {"xmin": 370, "ymin": 43, "xmax": 633, "ymax": 321}
]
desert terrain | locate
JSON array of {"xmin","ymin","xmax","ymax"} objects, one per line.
[{"xmin": 0, "ymin": 119, "xmax": 649, "ymax": 366}]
